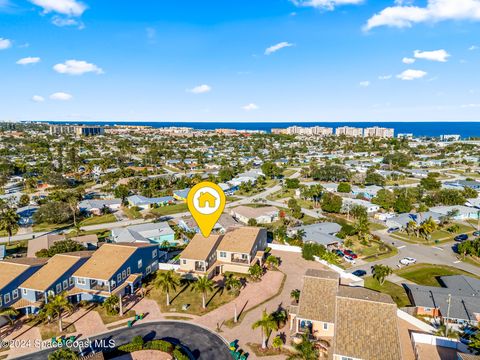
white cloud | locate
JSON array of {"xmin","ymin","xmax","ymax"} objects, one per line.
[
  {"xmin": 264, "ymin": 42, "xmax": 294, "ymax": 55},
  {"xmin": 364, "ymin": 0, "xmax": 480, "ymax": 31},
  {"xmin": 242, "ymin": 103, "xmax": 259, "ymax": 111},
  {"xmin": 291, "ymin": 0, "xmax": 363, "ymax": 11},
  {"xmin": 397, "ymin": 69, "xmax": 428, "ymax": 80},
  {"xmin": 469, "ymin": 45, "xmax": 479, "ymax": 50},
  {"xmin": 187, "ymin": 84, "xmax": 212, "ymax": 94},
  {"xmin": 402, "ymin": 57, "xmax": 416, "ymax": 64},
  {"xmin": 414, "ymin": 49, "xmax": 450, "ymax": 62},
  {"xmin": 53, "ymin": 60, "xmax": 103, "ymax": 75},
  {"xmin": 359, "ymin": 81, "xmax": 370, "ymax": 87},
  {"xmin": 52, "ymin": 15, "xmax": 83, "ymax": 28},
  {"xmin": 32, "ymin": 95, "xmax": 45, "ymax": 102},
  {"xmin": 50, "ymin": 92, "xmax": 73, "ymax": 101},
  {"xmin": 16, "ymin": 57, "xmax": 41, "ymax": 65},
  {"xmin": 0, "ymin": 37, "xmax": 12, "ymax": 50},
  {"xmin": 461, "ymin": 103, "xmax": 480, "ymax": 108},
  {"xmin": 378, "ymin": 75, "xmax": 392, "ymax": 80},
  {"xmin": 29, "ymin": 0, "xmax": 87, "ymax": 16}
]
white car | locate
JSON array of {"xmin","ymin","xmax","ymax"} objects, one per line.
[
  {"xmin": 344, "ymin": 255, "xmax": 356, "ymax": 264},
  {"xmin": 400, "ymin": 257, "xmax": 416, "ymax": 265}
]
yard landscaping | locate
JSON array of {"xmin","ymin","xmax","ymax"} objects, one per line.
[
  {"xmin": 150, "ymin": 203, "xmax": 188, "ymax": 216},
  {"xmin": 364, "ymin": 276, "xmax": 410, "ymax": 308},
  {"xmin": 79, "ymin": 213, "xmax": 117, "ymax": 226},
  {"xmin": 32, "ymin": 222, "xmax": 70, "ymax": 233},
  {"xmin": 395, "ymin": 263, "xmax": 480, "ymax": 287},
  {"xmin": 122, "ymin": 206, "xmax": 143, "ymax": 219},
  {"xmin": 346, "ymin": 237, "xmax": 398, "ymax": 262},
  {"xmin": 37, "ymin": 321, "xmax": 76, "ymax": 340},
  {"xmin": 94, "ymin": 304, "xmax": 136, "ymax": 324},
  {"xmin": 390, "ymin": 223, "xmax": 474, "ymax": 245}
]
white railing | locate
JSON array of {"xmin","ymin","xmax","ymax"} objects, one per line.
[
  {"xmin": 411, "ymin": 332, "xmax": 470, "ymax": 353},
  {"xmin": 157, "ymin": 263, "xmax": 180, "ymax": 271},
  {"xmin": 397, "ymin": 309, "xmax": 435, "ymax": 333},
  {"xmin": 269, "ymin": 243, "xmax": 302, "ymax": 253}
]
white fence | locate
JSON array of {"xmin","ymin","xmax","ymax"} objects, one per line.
[
  {"xmin": 411, "ymin": 332, "xmax": 470, "ymax": 353},
  {"xmin": 157, "ymin": 263, "xmax": 180, "ymax": 271},
  {"xmin": 269, "ymin": 243, "xmax": 302, "ymax": 253}
]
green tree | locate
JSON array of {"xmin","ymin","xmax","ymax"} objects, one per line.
[
  {"xmin": 48, "ymin": 348, "xmax": 78, "ymax": 360},
  {"xmin": 0, "ymin": 207, "xmax": 19, "ymax": 245},
  {"xmin": 114, "ymin": 184, "xmax": 130, "ymax": 205},
  {"xmin": 155, "ymin": 270, "xmax": 179, "ymax": 306},
  {"xmin": 420, "ymin": 175, "xmax": 441, "ymax": 190},
  {"xmin": 252, "ymin": 309, "xmax": 278, "ymax": 349},
  {"xmin": 468, "ymin": 331, "xmax": 480, "ymax": 355},
  {"xmin": 248, "ymin": 218, "xmax": 258, "ymax": 226},
  {"xmin": 321, "ymin": 193, "xmax": 343, "ymax": 213},
  {"xmin": 372, "ymin": 264, "xmax": 393, "ymax": 286},
  {"xmin": 365, "ymin": 172, "xmax": 386, "ymax": 186},
  {"xmin": 337, "ymin": 182, "xmax": 352, "ymax": 193},
  {"xmin": 248, "ymin": 263, "xmax": 264, "ymax": 281},
  {"xmin": 224, "ymin": 274, "xmax": 241, "ymax": 295},
  {"xmin": 18, "ymin": 194, "xmax": 30, "ymax": 207},
  {"xmin": 103, "ymin": 295, "xmax": 120, "ymax": 315},
  {"xmin": 40, "ymin": 292, "xmax": 73, "ymax": 332},
  {"xmin": 265, "ymin": 255, "xmax": 279, "ymax": 269},
  {"xmin": 285, "ymin": 178, "xmax": 300, "ymax": 189},
  {"xmin": 272, "ymin": 335, "xmax": 284, "ymax": 351},
  {"xmin": 191, "ymin": 275, "xmax": 215, "ymax": 309},
  {"xmin": 36, "ymin": 239, "xmax": 85, "ymax": 258},
  {"xmin": 0, "ymin": 307, "xmax": 19, "ymax": 339},
  {"xmin": 372, "ymin": 189, "xmax": 396, "ymax": 210},
  {"xmin": 290, "ymin": 289, "xmax": 301, "ymax": 304},
  {"xmin": 287, "ymin": 331, "xmax": 319, "ymax": 360}
]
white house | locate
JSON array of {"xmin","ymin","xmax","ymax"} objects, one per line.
[
  {"xmin": 230, "ymin": 206, "xmax": 279, "ymax": 224},
  {"xmin": 341, "ymin": 198, "xmax": 380, "ymax": 214},
  {"xmin": 430, "ymin": 206, "xmax": 480, "ymax": 221}
]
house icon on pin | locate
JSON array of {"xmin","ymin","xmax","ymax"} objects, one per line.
[{"xmin": 198, "ymin": 192, "xmax": 217, "ymax": 208}]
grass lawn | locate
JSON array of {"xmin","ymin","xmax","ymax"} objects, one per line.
[
  {"xmin": 395, "ymin": 263, "xmax": 480, "ymax": 286},
  {"xmin": 462, "ymin": 256, "xmax": 480, "ymax": 268},
  {"xmin": 150, "ymin": 203, "xmax": 188, "ymax": 216},
  {"xmin": 369, "ymin": 222, "xmax": 388, "ymax": 231},
  {"xmin": 390, "ymin": 223, "xmax": 474, "ymax": 245},
  {"xmin": 68, "ymin": 229, "xmax": 110, "ymax": 241},
  {"xmin": 0, "ymin": 240, "xmax": 28, "ymax": 253},
  {"xmin": 147, "ymin": 279, "xmax": 237, "ymax": 316},
  {"xmin": 347, "ymin": 238, "xmax": 398, "ymax": 262},
  {"xmin": 122, "ymin": 207, "xmax": 143, "ymax": 220},
  {"xmin": 79, "ymin": 214, "xmax": 117, "ymax": 226},
  {"xmin": 32, "ymin": 222, "xmax": 71, "ymax": 233},
  {"xmin": 94, "ymin": 304, "xmax": 136, "ymax": 324},
  {"xmin": 266, "ymin": 189, "xmax": 295, "ymax": 201},
  {"xmin": 38, "ymin": 321, "xmax": 76, "ymax": 340},
  {"xmin": 386, "ymin": 178, "xmax": 420, "ymax": 186},
  {"xmin": 364, "ymin": 276, "xmax": 411, "ymax": 307},
  {"xmin": 0, "ymin": 229, "xmax": 18, "ymax": 237},
  {"xmin": 226, "ymin": 196, "xmax": 241, "ymax": 203},
  {"xmin": 282, "ymin": 169, "xmax": 296, "ymax": 177}
]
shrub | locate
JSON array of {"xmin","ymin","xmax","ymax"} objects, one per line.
[
  {"xmin": 117, "ymin": 343, "xmax": 143, "ymax": 353},
  {"xmin": 146, "ymin": 340, "xmax": 174, "ymax": 353},
  {"xmin": 302, "ymin": 242, "xmax": 326, "ymax": 261},
  {"xmin": 173, "ymin": 347, "xmax": 190, "ymax": 360}
]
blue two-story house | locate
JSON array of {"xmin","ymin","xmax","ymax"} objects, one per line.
[
  {"xmin": 70, "ymin": 243, "xmax": 161, "ymax": 303},
  {"xmin": 17, "ymin": 252, "xmax": 92, "ymax": 315},
  {"xmin": 0, "ymin": 258, "xmax": 46, "ymax": 311}
]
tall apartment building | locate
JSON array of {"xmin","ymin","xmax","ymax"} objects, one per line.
[
  {"xmin": 49, "ymin": 124, "xmax": 104, "ymax": 136},
  {"xmin": 271, "ymin": 126, "xmax": 333, "ymax": 136},
  {"xmin": 364, "ymin": 126, "xmax": 395, "ymax": 138},
  {"xmin": 335, "ymin": 126, "xmax": 363, "ymax": 137}
]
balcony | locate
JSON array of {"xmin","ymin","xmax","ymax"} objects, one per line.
[
  {"xmin": 90, "ymin": 280, "xmax": 110, "ymax": 292},
  {"xmin": 231, "ymin": 256, "xmax": 249, "ymax": 264},
  {"xmin": 195, "ymin": 262, "xmax": 206, "ymax": 272}
]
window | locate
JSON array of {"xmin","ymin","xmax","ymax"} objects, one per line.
[
  {"xmin": 4, "ymin": 293, "xmax": 10, "ymax": 304},
  {"xmin": 219, "ymin": 251, "xmax": 226, "ymax": 258},
  {"xmin": 182, "ymin": 259, "xmax": 187, "ymax": 265},
  {"xmin": 63, "ymin": 280, "xmax": 68, "ymax": 289},
  {"xmin": 56, "ymin": 284, "xmax": 62, "ymax": 293},
  {"xmin": 77, "ymin": 278, "xmax": 86, "ymax": 285},
  {"xmin": 117, "ymin": 274, "xmax": 122, "ymax": 282},
  {"xmin": 122, "ymin": 270, "xmax": 126, "ymax": 279},
  {"xmin": 341, "ymin": 357, "xmax": 354, "ymax": 360},
  {"xmin": 0, "ymin": 296, "xmax": 3, "ymax": 307},
  {"xmin": 22, "ymin": 288, "xmax": 28, "ymax": 295},
  {"xmin": 138, "ymin": 259, "xmax": 143, "ymax": 269},
  {"xmin": 110, "ymin": 280, "xmax": 116, "ymax": 289},
  {"xmin": 152, "ymin": 249, "xmax": 157, "ymax": 258},
  {"xmin": 241, "ymin": 254, "xmax": 248, "ymax": 260},
  {"xmin": 424, "ymin": 307, "xmax": 432, "ymax": 312},
  {"xmin": 69, "ymin": 278, "xmax": 74, "ymax": 286},
  {"xmin": 12, "ymin": 289, "xmax": 19, "ymax": 300},
  {"xmin": 323, "ymin": 323, "xmax": 328, "ymax": 330},
  {"xmin": 126, "ymin": 267, "xmax": 131, "ymax": 276},
  {"xmin": 152, "ymin": 261, "xmax": 158, "ymax": 270},
  {"xmin": 146, "ymin": 265, "xmax": 151, "ymax": 275}
]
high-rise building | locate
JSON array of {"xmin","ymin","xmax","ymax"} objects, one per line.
[
  {"xmin": 49, "ymin": 124, "xmax": 105, "ymax": 136},
  {"xmin": 335, "ymin": 126, "xmax": 363, "ymax": 137},
  {"xmin": 364, "ymin": 126, "xmax": 395, "ymax": 138}
]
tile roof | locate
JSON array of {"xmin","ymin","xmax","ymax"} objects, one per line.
[
  {"xmin": 180, "ymin": 234, "xmax": 222, "ymax": 261},
  {"xmin": 0, "ymin": 261, "xmax": 32, "ymax": 290},
  {"xmin": 73, "ymin": 243, "xmax": 155, "ymax": 281},
  {"xmin": 27, "ymin": 234, "xmax": 66, "ymax": 257},
  {"xmin": 20, "ymin": 253, "xmax": 91, "ymax": 291},
  {"xmin": 217, "ymin": 227, "xmax": 265, "ymax": 254}
]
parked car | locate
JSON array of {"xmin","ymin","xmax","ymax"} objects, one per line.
[
  {"xmin": 343, "ymin": 250, "xmax": 358, "ymax": 259},
  {"xmin": 344, "ymin": 255, "xmax": 356, "ymax": 264},
  {"xmin": 387, "ymin": 227, "xmax": 400, "ymax": 233},
  {"xmin": 352, "ymin": 270, "xmax": 367, "ymax": 277},
  {"xmin": 400, "ymin": 257, "xmax": 416, "ymax": 265},
  {"xmin": 454, "ymin": 234, "xmax": 469, "ymax": 242},
  {"xmin": 473, "ymin": 230, "xmax": 480, "ymax": 237},
  {"xmin": 333, "ymin": 249, "xmax": 344, "ymax": 257}
]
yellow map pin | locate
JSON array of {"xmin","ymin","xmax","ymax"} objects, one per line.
[{"xmin": 187, "ymin": 181, "xmax": 226, "ymax": 237}]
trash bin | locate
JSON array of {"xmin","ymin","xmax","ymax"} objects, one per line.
[{"xmin": 128, "ymin": 320, "xmax": 133, "ymax": 327}]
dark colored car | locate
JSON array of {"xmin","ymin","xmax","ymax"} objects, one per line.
[
  {"xmin": 343, "ymin": 250, "xmax": 358, "ymax": 259},
  {"xmin": 473, "ymin": 230, "xmax": 480, "ymax": 237},
  {"xmin": 352, "ymin": 270, "xmax": 367, "ymax": 277},
  {"xmin": 455, "ymin": 234, "xmax": 469, "ymax": 242},
  {"xmin": 387, "ymin": 227, "xmax": 400, "ymax": 233},
  {"xmin": 333, "ymin": 249, "xmax": 344, "ymax": 257}
]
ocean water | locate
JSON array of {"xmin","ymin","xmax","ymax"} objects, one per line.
[{"xmin": 44, "ymin": 121, "xmax": 480, "ymax": 138}]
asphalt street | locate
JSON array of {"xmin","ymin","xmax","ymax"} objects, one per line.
[{"xmin": 14, "ymin": 321, "xmax": 231, "ymax": 360}]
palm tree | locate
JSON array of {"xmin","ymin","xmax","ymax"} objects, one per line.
[
  {"xmin": 154, "ymin": 270, "xmax": 179, "ymax": 306},
  {"xmin": 272, "ymin": 336, "xmax": 283, "ymax": 352},
  {"xmin": 252, "ymin": 309, "xmax": 278, "ymax": 349},
  {"xmin": 290, "ymin": 289, "xmax": 301, "ymax": 304},
  {"xmin": 48, "ymin": 348, "xmax": 78, "ymax": 360},
  {"xmin": 288, "ymin": 331, "xmax": 319, "ymax": 360},
  {"xmin": 419, "ymin": 217, "xmax": 437, "ymax": 241},
  {"xmin": 293, "ymin": 229, "xmax": 306, "ymax": 242},
  {"xmin": 103, "ymin": 295, "xmax": 120, "ymax": 315},
  {"xmin": 265, "ymin": 255, "xmax": 279, "ymax": 270},
  {"xmin": 372, "ymin": 264, "xmax": 393, "ymax": 286},
  {"xmin": 0, "ymin": 307, "xmax": 19, "ymax": 339},
  {"xmin": 191, "ymin": 276, "xmax": 215, "ymax": 309},
  {"xmin": 0, "ymin": 207, "xmax": 20, "ymax": 245},
  {"xmin": 40, "ymin": 292, "xmax": 73, "ymax": 332},
  {"xmin": 248, "ymin": 263, "xmax": 263, "ymax": 281},
  {"xmin": 224, "ymin": 274, "xmax": 241, "ymax": 296}
]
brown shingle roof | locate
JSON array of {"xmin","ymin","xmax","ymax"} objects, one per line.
[
  {"xmin": 217, "ymin": 227, "xmax": 265, "ymax": 254},
  {"xmin": 333, "ymin": 295, "xmax": 402, "ymax": 360},
  {"xmin": 337, "ymin": 285, "xmax": 395, "ymax": 304},
  {"xmin": 70, "ymin": 234, "xmax": 99, "ymax": 244},
  {"xmin": 20, "ymin": 253, "xmax": 90, "ymax": 291},
  {"xmin": 0, "ymin": 261, "xmax": 31, "ymax": 290},
  {"xmin": 297, "ymin": 271, "xmax": 339, "ymax": 323},
  {"xmin": 73, "ymin": 243, "xmax": 155, "ymax": 281},
  {"xmin": 27, "ymin": 234, "xmax": 66, "ymax": 257},
  {"xmin": 180, "ymin": 234, "xmax": 222, "ymax": 261}
]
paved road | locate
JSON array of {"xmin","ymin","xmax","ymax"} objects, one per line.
[
  {"xmin": 349, "ymin": 230, "xmax": 480, "ymax": 278},
  {"xmin": 13, "ymin": 321, "xmax": 231, "ymax": 360}
]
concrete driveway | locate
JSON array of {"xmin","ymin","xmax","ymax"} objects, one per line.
[{"xmin": 13, "ymin": 321, "xmax": 231, "ymax": 360}]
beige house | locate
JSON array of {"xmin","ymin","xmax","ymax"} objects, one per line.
[
  {"xmin": 289, "ymin": 269, "xmax": 402, "ymax": 360},
  {"xmin": 27, "ymin": 234, "xmax": 98, "ymax": 257},
  {"xmin": 179, "ymin": 227, "xmax": 267, "ymax": 278},
  {"xmin": 230, "ymin": 206, "xmax": 279, "ymax": 224}
]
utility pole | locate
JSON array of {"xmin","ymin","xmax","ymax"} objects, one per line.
[{"xmin": 445, "ymin": 293, "xmax": 451, "ymax": 337}]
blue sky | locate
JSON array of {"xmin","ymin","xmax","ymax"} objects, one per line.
[{"xmin": 1, "ymin": 0, "xmax": 480, "ymax": 122}]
